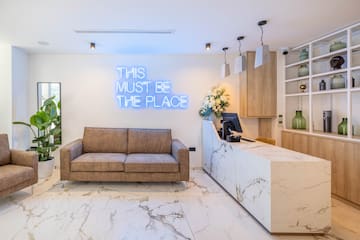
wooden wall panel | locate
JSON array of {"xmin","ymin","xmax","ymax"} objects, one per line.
[
  {"xmin": 281, "ymin": 130, "xmax": 360, "ymax": 206},
  {"xmin": 239, "ymin": 51, "xmax": 277, "ymax": 118}
]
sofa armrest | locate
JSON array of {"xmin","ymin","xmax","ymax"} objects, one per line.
[
  {"xmin": 60, "ymin": 139, "xmax": 83, "ymax": 180},
  {"xmin": 10, "ymin": 150, "xmax": 38, "ymax": 169},
  {"xmin": 172, "ymin": 139, "xmax": 189, "ymax": 181}
]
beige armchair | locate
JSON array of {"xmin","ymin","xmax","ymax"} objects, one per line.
[{"xmin": 0, "ymin": 134, "xmax": 38, "ymax": 198}]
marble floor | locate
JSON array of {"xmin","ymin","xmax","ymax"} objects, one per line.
[{"xmin": 0, "ymin": 169, "xmax": 359, "ymax": 240}]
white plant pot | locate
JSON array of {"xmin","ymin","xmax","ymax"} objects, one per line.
[{"xmin": 38, "ymin": 158, "xmax": 55, "ymax": 179}]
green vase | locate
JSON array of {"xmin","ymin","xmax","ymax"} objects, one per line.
[
  {"xmin": 298, "ymin": 64, "xmax": 309, "ymax": 77},
  {"xmin": 330, "ymin": 41, "xmax": 346, "ymax": 52},
  {"xmin": 292, "ymin": 110, "xmax": 306, "ymax": 129},
  {"xmin": 331, "ymin": 74, "xmax": 345, "ymax": 89},
  {"xmin": 299, "ymin": 49, "xmax": 309, "ymax": 61},
  {"xmin": 338, "ymin": 118, "xmax": 348, "ymax": 135}
]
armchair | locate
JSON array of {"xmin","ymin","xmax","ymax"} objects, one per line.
[{"xmin": 0, "ymin": 134, "xmax": 38, "ymax": 197}]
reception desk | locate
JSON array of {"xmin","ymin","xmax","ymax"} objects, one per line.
[{"xmin": 202, "ymin": 120, "xmax": 331, "ymax": 234}]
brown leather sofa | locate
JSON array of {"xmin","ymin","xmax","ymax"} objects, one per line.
[
  {"xmin": 0, "ymin": 134, "xmax": 38, "ymax": 198},
  {"xmin": 60, "ymin": 127, "xmax": 189, "ymax": 182}
]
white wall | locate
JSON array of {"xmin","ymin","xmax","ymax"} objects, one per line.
[
  {"xmin": 0, "ymin": 44, "xmax": 13, "ymax": 144},
  {"xmin": 274, "ymin": 51, "xmax": 286, "ymax": 146},
  {"xmin": 28, "ymin": 53, "xmax": 260, "ymax": 167},
  {"xmin": 12, "ymin": 47, "xmax": 29, "ymax": 149}
]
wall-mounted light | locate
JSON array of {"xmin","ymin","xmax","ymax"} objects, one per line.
[
  {"xmin": 234, "ymin": 36, "xmax": 246, "ymax": 74},
  {"xmin": 254, "ymin": 20, "xmax": 270, "ymax": 68},
  {"xmin": 205, "ymin": 42, "xmax": 211, "ymax": 51},
  {"xmin": 221, "ymin": 47, "xmax": 230, "ymax": 78},
  {"xmin": 90, "ymin": 42, "xmax": 96, "ymax": 50}
]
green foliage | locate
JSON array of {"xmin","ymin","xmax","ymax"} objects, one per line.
[{"xmin": 13, "ymin": 96, "xmax": 61, "ymax": 161}]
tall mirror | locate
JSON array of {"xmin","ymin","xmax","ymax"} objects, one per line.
[{"xmin": 37, "ymin": 82, "xmax": 62, "ymax": 144}]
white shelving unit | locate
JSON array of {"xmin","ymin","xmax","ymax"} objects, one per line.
[{"xmin": 284, "ymin": 22, "xmax": 360, "ymax": 141}]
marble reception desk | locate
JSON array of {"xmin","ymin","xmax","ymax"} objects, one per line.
[{"xmin": 202, "ymin": 120, "xmax": 331, "ymax": 234}]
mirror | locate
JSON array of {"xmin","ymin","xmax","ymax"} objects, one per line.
[{"xmin": 37, "ymin": 82, "xmax": 62, "ymax": 144}]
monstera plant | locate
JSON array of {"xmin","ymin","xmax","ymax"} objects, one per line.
[{"xmin": 13, "ymin": 96, "xmax": 61, "ymax": 161}]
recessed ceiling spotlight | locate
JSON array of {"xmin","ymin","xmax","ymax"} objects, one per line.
[
  {"xmin": 205, "ymin": 42, "xmax": 211, "ymax": 51},
  {"xmin": 37, "ymin": 41, "xmax": 49, "ymax": 46},
  {"xmin": 90, "ymin": 42, "xmax": 96, "ymax": 50}
]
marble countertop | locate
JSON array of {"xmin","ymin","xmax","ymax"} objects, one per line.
[{"xmin": 205, "ymin": 120, "xmax": 328, "ymax": 163}]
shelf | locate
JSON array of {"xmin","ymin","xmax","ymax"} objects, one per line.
[
  {"xmin": 285, "ymin": 59, "xmax": 309, "ymax": 68},
  {"xmin": 312, "ymin": 69, "xmax": 347, "ymax": 78},
  {"xmin": 312, "ymin": 89, "xmax": 347, "ymax": 95},
  {"xmin": 283, "ymin": 129, "xmax": 360, "ymax": 143},
  {"xmin": 312, "ymin": 130, "xmax": 350, "ymax": 140},
  {"xmin": 285, "ymin": 22, "xmax": 360, "ymax": 145},
  {"xmin": 351, "ymin": 87, "xmax": 360, "ymax": 92},
  {"xmin": 351, "ymin": 43, "xmax": 360, "ymax": 50},
  {"xmin": 285, "ymin": 93, "xmax": 309, "ymax": 97},
  {"xmin": 312, "ymin": 48, "xmax": 347, "ymax": 61},
  {"xmin": 285, "ymin": 76, "xmax": 309, "ymax": 82},
  {"xmin": 351, "ymin": 66, "xmax": 360, "ymax": 71}
]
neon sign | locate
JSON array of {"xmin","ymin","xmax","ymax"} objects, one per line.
[{"xmin": 115, "ymin": 66, "xmax": 189, "ymax": 109}]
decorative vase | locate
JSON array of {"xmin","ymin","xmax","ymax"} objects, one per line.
[
  {"xmin": 330, "ymin": 55, "xmax": 345, "ymax": 70},
  {"xmin": 319, "ymin": 79, "xmax": 326, "ymax": 91},
  {"xmin": 38, "ymin": 157, "xmax": 55, "ymax": 179},
  {"xmin": 299, "ymin": 49, "xmax": 309, "ymax": 61},
  {"xmin": 330, "ymin": 74, "xmax": 345, "ymax": 89},
  {"xmin": 298, "ymin": 64, "xmax": 309, "ymax": 77},
  {"xmin": 299, "ymin": 83, "xmax": 307, "ymax": 92},
  {"xmin": 292, "ymin": 110, "xmax": 306, "ymax": 129},
  {"xmin": 330, "ymin": 41, "xmax": 346, "ymax": 52},
  {"xmin": 338, "ymin": 118, "xmax": 348, "ymax": 135}
]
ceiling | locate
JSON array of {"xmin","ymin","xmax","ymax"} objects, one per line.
[{"xmin": 1, "ymin": 0, "xmax": 360, "ymax": 54}]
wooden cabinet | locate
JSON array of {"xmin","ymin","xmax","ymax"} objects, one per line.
[
  {"xmin": 239, "ymin": 51, "xmax": 277, "ymax": 118},
  {"xmin": 282, "ymin": 130, "xmax": 360, "ymax": 206}
]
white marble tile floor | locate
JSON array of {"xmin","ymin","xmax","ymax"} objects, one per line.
[{"xmin": 0, "ymin": 169, "xmax": 359, "ymax": 240}]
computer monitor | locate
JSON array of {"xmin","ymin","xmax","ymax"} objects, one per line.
[{"xmin": 221, "ymin": 113, "xmax": 243, "ymax": 140}]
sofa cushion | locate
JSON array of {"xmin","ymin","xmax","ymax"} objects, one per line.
[
  {"xmin": 71, "ymin": 153, "xmax": 126, "ymax": 172},
  {"xmin": 128, "ymin": 129, "xmax": 172, "ymax": 154},
  {"xmin": 0, "ymin": 134, "xmax": 11, "ymax": 166},
  {"xmin": 83, "ymin": 127, "xmax": 127, "ymax": 153},
  {"xmin": 125, "ymin": 154, "xmax": 179, "ymax": 173},
  {"xmin": 0, "ymin": 165, "xmax": 34, "ymax": 191}
]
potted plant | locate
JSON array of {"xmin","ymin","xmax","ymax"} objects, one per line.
[
  {"xmin": 199, "ymin": 86, "xmax": 230, "ymax": 129},
  {"xmin": 13, "ymin": 96, "xmax": 61, "ymax": 178}
]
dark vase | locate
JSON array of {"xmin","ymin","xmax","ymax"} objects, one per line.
[
  {"xmin": 292, "ymin": 110, "xmax": 306, "ymax": 130},
  {"xmin": 338, "ymin": 118, "xmax": 348, "ymax": 135},
  {"xmin": 319, "ymin": 80, "xmax": 326, "ymax": 91}
]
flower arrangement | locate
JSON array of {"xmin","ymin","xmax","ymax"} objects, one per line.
[{"xmin": 199, "ymin": 86, "xmax": 230, "ymax": 119}]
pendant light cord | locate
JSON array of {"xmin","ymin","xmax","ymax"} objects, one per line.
[
  {"xmin": 238, "ymin": 40, "xmax": 242, "ymax": 56},
  {"xmin": 260, "ymin": 25, "xmax": 264, "ymax": 46},
  {"xmin": 223, "ymin": 48, "xmax": 228, "ymax": 64}
]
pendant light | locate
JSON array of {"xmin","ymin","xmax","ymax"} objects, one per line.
[
  {"xmin": 234, "ymin": 36, "xmax": 246, "ymax": 73},
  {"xmin": 254, "ymin": 20, "xmax": 270, "ymax": 68},
  {"xmin": 221, "ymin": 47, "xmax": 230, "ymax": 78},
  {"xmin": 205, "ymin": 42, "xmax": 211, "ymax": 51},
  {"xmin": 90, "ymin": 42, "xmax": 96, "ymax": 50}
]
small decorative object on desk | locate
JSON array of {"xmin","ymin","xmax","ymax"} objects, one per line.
[
  {"xmin": 292, "ymin": 110, "xmax": 306, "ymax": 129},
  {"xmin": 330, "ymin": 41, "xmax": 346, "ymax": 52},
  {"xmin": 319, "ymin": 79, "xmax": 326, "ymax": 91},
  {"xmin": 338, "ymin": 117, "xmax": 348, "ymax": 135},
  {"xmin": 330, "ymin": 74, "xmax": 345, "ymax": 89},
  {"xmin": 298, "ymin": 64, "xmax": 309, "ymax": 77},
  {"xmin": 299, "ymin": 48, "xmax": 309, "ymax": 61},
  {"xmin": 299, "ymin": 83, "xmax": 307, "ymax": 92},
  {"xmin": 330, "ymin": 55, "xmax": 345, "ymax": 70},
  {"xmin": 199, "ymin": 85, "xmax": 230, "ymax": 120}
]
